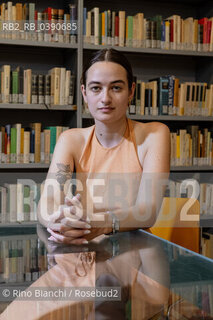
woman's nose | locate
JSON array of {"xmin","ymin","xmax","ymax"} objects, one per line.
[{"xmin": 101, "ymin": 89, "xmax": 112, "ymax": 105}]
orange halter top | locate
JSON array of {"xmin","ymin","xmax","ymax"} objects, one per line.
[{"xmin": 76, "ymin": 118, "xmax": 142, "ymax": 174}]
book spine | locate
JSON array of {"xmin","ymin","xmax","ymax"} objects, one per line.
[
  {"xmin": 30, "ymin": 129, "xmax": 35, "ymax": 163},
  {"xmin": 44, "ymin": 129, "xmax": 50, "ymax": 164},
  {"xmin": 16, "ymin": 123, "xmax": 21, "ymax": 163},
  {"xmin": 38, "ymin": 75, "xmax": 44, "ymax": 104},
  {"xmin": 159, "ymin": 78, "xmax": 169, "ymax": 115},
  {"xmin": 119, "ymin": 11, "xmax": 125, "ymax": 47},
  {"xmin": 2, "ymin": 65, "xmax": 10, "ymax": 103},
  {"xmin": 23, "ymin": 131, "xmax": 30, "ymax": 164},
  {"xmin": 49, "ymin": 127, "xmax": 56, "ymax": 161},
  {"xmin": 31, "ymin": 74, "xmax": 38, "ymax": 104},
  {"xmin": 68, "ymin": 74, "xmax": 75, "ymax": 105},
  {"xmin": 44, "ymin": 74, "xmax": 51, "ymax": 105},
  {"xmin": 34, "ymin": 123, "xmax": 41, "ymax": 163},
  {"xmin": 145, "ymin": 88, "xmax": 152, "ymax": 115},
  {"xmin": 10, "ymin": 127, "xmax": 16, "ymax": 163},
  {"xmin": 168, "ymin": 75, "xmax": 175, "ymax": 115},
  {"xmin": 12, "ymin": 71, "xmax": 19, "ymax": 103}
]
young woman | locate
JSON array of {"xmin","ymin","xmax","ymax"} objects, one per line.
[{"xmin": 38, "ymin": 48, "xmax": 170, "ymax": 244}]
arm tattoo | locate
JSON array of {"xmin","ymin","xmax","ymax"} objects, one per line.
[{"xmin": 55, "ymin": 163, "xmax": 72, "ymax": 191}]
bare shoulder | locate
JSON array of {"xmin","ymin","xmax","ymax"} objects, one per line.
[
  {"xmin": 131, "ymin": 120, "xmax": 170, "ymax": 172},
  {"xmin": 131, "ymin": 120, "xmax": 170, "ymax": 146},
  {"xmin": 51, "ymin": 127, "xmax": 93, "ymax": 162},
  {"xmin": 57, "ymin": 126, "xmax": 94, "ymax": 156}
]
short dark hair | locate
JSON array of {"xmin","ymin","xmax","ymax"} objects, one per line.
[{"xmin": 81, "ymin": 48, "xmax": 133, "ymax": 89}]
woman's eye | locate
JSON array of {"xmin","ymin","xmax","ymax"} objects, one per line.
[
  {"xmin": 91, "ymin": 86, "xmax": 101, "ymax": 92},
  {"xmin": 112, "ymin": 86, "xmax": 121, "ymax": 91}
]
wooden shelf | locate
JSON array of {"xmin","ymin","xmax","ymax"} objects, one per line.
[
  {"xmin": 82, "ymin": 113, "xmax": 213, "ymax": 122},
  {"xmin": 0, "ymin": 163, "xmax": 49, "ymax": 169},
  {"xmin": 2, "ymin": 164, "xmax": 212, "ymax": 171},
  {"xmin": 171, "ymin": 166, "xmax": 213, "ymax": 171},
  {"xmin": 83, "ymin": 44, "xmax": 213, "ymax": 57},
  {"xmin": 0, "ymin": 222, "xmax": 37, "ymax": 228},
  {"xmin": 0, "ymin": 38, "xmax": 78, "ymax": 49},
  {"xmin": 128, "ymin": 115, "xmax": 213, "ymax": 122},
  {"xmin": 0, "ymin": 104, "xmax": 77, "ymax": 111}
]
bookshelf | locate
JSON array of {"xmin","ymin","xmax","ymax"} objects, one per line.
[{"xmin": 0, "ymin": 0, "xmax": 212, "ymax": 255}]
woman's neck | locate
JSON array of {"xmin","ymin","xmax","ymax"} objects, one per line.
[{"xmin": 94, "ymin": 117, "xmax": 128, "ymax": 148}]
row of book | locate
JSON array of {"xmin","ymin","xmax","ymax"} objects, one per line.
[
  {"xmin": 0, "ymin": 124, "xmax": 69, "ymax": 164},
  {"xmin": 164, "ymin": 181, "xmax": 213, "ymax": 216},
  {"xmin": 0, "ymin": 65, "xmax": 76, "ymax": 105},
  {"xmin": 128, "ymin": 77, "xmax": 213, "ymax": 117},
  {"xmin": 0, "ymin": 237, "xmax": 47, "ymax": 283},
  {"xmin": 170, "ymin": 127, "xmax": 213, "ymax": 167},
  {"xmin": 0, "ymin": 2, "xmax": 77, "ymax": 44},
  {"xmin": 0, "ymin": 183, "xmax": 42, "ymax": 223},
  {"xmin": 83, "ymin": 8, "xmax": 213, "ymax": 52}
]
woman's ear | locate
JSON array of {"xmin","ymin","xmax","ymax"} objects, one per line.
[
  {"xmin": 81, "ymin": 84, "xmax": 88, "ymax": 104},
  {"xmin": 128, "ymin": 82, "xmax": 136, "ymax": 102}
]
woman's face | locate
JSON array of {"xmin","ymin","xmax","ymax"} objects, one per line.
[{"xmin": 81, "ymin": 61, "xmax": 135, "ymax": 123}]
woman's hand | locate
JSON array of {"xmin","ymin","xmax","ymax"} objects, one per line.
[
  {"xmin": 47, "ymin": 194, "xmax": 92, "ymax": 245},
  {"xmin": 47, "ymin": 194, "xmax": 111, "ymax": 244}
]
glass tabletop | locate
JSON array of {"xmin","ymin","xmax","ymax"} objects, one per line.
[{"xmin": 0, "ymin": 225, "xmax": 212, "ymax": 320}]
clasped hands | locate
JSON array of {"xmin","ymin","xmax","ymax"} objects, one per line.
[{"xmin": 47, "ymin": 194, "xmax": 111, "ymax": 245}]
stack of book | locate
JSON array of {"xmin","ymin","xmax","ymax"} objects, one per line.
[
  {"xmin": 83, "ymin": 8, "xmax": 213, "ymax": 52},
  {"xmin": 0, "ymin": 123, "xmax": 69, "ymax": 164},
  {"xmin": 0, "ymin": 2, "xmax": 77, "ymax": 44},
  {"xmin": 0, "ymin": 65, "xmax": 76, "ymax": 106}
]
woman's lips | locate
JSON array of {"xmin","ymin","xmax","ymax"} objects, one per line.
[{"xmin": 99, "ymin": 107, "xmax": 115, "ymax": 112}]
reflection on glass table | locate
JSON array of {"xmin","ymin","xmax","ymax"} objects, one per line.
[{"xmin": 0, "ymin": 225, "xmax": 212, "ymax": 320}]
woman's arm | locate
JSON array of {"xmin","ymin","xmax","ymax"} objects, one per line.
[
  {"xmin": 37, "ymin": 130, "xmax": 74, "ymax": 226},
  {"xmin": 37, "ymin": 130, "xmax": 91, "ymax": 244},
  {"xmin": 103, "ymin": 122, "xmax": 171, "ymax": 233}
]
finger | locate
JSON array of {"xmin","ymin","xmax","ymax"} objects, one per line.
[
  {"xmin": 63, "ymin": 205, "xmax": 78, "ymax": 216},
  {"xmin": 47, "ymin": 226, "xmax": 90, "ymax": 238},
  {"xmin": 64, "ymin": 229, "xmax": 91, "ymax": 238},
  {"xmin": 50, "ymin": 204, "xmax": 71, "ymax": 223},
  {"xmin": 64, "ymin": 195, "xmax": 74, "ymax": 206},
  {"xmin": 70, "ymin": 238, "xmax": 88, "ymax": 245},
  {"xmin": 49, "ymin": 236, "xmax": 88, "ymax": 245},
  {"xmin": 47, "ymin": 223, "xmax": 71, "ymax": 233},
  {"xmin": 47, "ymin": 228, "xmax": 70, "ymax": 242},
  {"xmin": 47, "ymin": 229, "xmax": 88, "ymax": 245},
  {"xmin": 61, "ymin": 217, "xmax": 91, "ymax": 229},
  {"xmin": 48, "ymin": 236, "xmax": 56, "ymax": 241},
  {"xmin": 69, "ymin": 194, "xmax": 81, "ymax": 207},
  {"xmin": 64, "ymin": 193, "xmax": 81, "ymax": 206},
  {"xmin": 75, "ymin": 193, "xmax": 81, "ymax": 201},
  {"xmin": 63, "ymin": 204, "xmax": 84, "ymax": 220},
  {"xmin": 49, "ymin": 208, "xmax": 63, "ymax": 223},
  {"xmin": 66, "ymin": 206, "xmax": 85, "ymax": 221}
]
